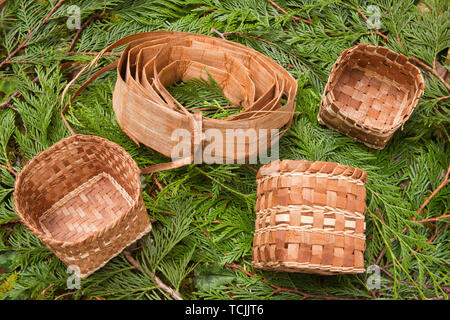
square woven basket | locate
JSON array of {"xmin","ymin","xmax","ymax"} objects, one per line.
[
  {"xmin": 318, "ymin": 43, "xmax": 425, "ymax": 149},
  {"xmin": 14, "ymin": 135, "xmax": 152, "ymax": 278},
  {"xmin": 252, "ymin": 160, "xmax": 367, "ymax": 275}
]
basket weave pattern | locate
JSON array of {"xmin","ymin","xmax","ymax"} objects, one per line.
[
  {"xmin": 252, "ymin": 160, "xmax": 367, "ymax": 275},
  {"xmin": 318, "ymin": 43, "xmax": 425, "ymax": 149},
  {"xmin": 14, "ymin": 135, "xmax": 151, "ymax": 278}
]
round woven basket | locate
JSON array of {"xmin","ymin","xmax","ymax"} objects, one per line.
[
  {"xmin": 318, "ymin": 43, "xmax": 425, "ymax": 149},
  {"xmin": 14, "ymin": 134, "xmax": 151, "ymax": 278},
  {"xmin": 252, "ymin": 159, "xmax": 367, "ymax": 275}
]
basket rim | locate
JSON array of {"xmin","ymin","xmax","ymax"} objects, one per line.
[
  {"xmin": 322, "ymin": 43, "xmax": 425, "ymax": 133},
  {"xmin": 256, "ymin": 159, "xmax": 368, "ymax": 183},
  {"xmin": 13, "ymin": 134, "xmax": 143, "ymax": 248}
]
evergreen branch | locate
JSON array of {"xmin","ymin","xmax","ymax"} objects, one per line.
[
  {"xmin": 416, "ymin": 165, "xmax": 450, "ymax": 215},
  {"xmin": 0, "ymin": 0, "xmax": 66, "ymax": 69},
  {"xmin": 266, "ymin": 0, "xmax": 312, "ymax": 25},
  {"xmin": 226, "ymin": 263, "xmax": 363, "ymax": 300},
  {"xmin": 409, "ymin": 56, "xmax": 450, "ymax": 92},
  {"xmin": 0, "ymin": 75, "xmax": 38, "ymax": 111},
  {"xmin": 124, "ymin": 251, "xmax": 183, "ymax": 300},
  {"xmin": 210, "ymin": 28, "xmax": 317, "ymax": 76},
  {"xmin": 428, "ymin": 223, "xmax": 449, "ymax": 244},
  {"xmin": 342, "ymin": 1, "xmax": 449, "ymax": 92},
  {"xmin": 339, "ymin": 1, "xmax": 388, "ymax": 40},
  {"xmin": 66, "ymin": 12, "xmax": 104, "ymax": 53},
  {"xmin": 379, "ymin": 266, "xmax": 450, "ymax": 295},
  {"xmin": 0, "ymin": 164, "xmax": 16, "ymax": 178}
]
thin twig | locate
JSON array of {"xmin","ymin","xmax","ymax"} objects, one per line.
[
  {"xmin": 124, "ymin": 251, "xmax": 183, "ymax": 300},
  {"xmin": 153, "ymin": 175, "xmax": 163, "ymax": 191},
  {"xmin": 0, "ymin": 163, "xmax": 17, "ymax": 178},
  {"xmin": 67, "ymin": 51, "xmax": 121, "ymax": 56},
  {"xmin": 415, "ymin": 214, "xmax": 450, "ymax": 224},
  {"xmin": 354, "ymin": 7, "xmax": 388, "ymax": 40},
  {"xmin": 0, "ymin": 0, "xmax": 7, "ymax": 10},
  {"xmin": 266, "ymin": 0, "xmax": 313, "ymax": 24},
  {"xmin": 41, "ymin": 283, "xmax": 54, "ymax": 297},
  {"xmin": 0, "ymin": 0, "xmax": 66, "ymax": 70},
  {"xmin": 211, "ymin": 28, "xmax": 314, "ymax": 75},
  {"xmin": 0, "ymin": 75, "xmax": 39, "ymax": 111},
  {"xmin": 375, "ymin": 165, "xmax": 449, "ymax": 265},
  {"xmin": 1, "ymin": 61, "xmax": 79, "ymax": 111},
  {"xmin": 409, "ymin": 56, "xmax": 450, "ymax": 91},
  {"xmin": 55, "ymin": 291, "xmax": 76, "ymax": 300},
  {"xmin": 242, "ymin": 164, "xmax": 258, "ymax": 173},
  {"xmin": 226, "ymin": 263, "xmax": 362, "ymax": 300},
  {"xmin": 428, "ymin": 223, "xmax": 449, "ymax": 244},
  {"xmin": 66, "ymin": 13, "xmax": 103, "ymax": 53},
  {"xmin": 417, "ymin": 165, "xmax": 450, "ymax": 215},
  {"xmin": 380, "ymin": 266, "xmax": 450, "ymax": 294}
]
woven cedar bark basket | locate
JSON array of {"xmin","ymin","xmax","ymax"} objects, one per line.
[
  {"xmin": 252, "ymin": 160, "xmax": 368, "ymax": 275},
  {"xmin": 68, "ymin": 31, "xmax": 297, "ymax": 173},
  {"xmin": 318, "ymin": 43, "xmax": 425, "ymax": 149},
  {"xmin": 14, "ymin": 135, "xmax": 151, "ymax": 278}
]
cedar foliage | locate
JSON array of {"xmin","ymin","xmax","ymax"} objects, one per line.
[{"xmin": 0, "ymin": 0, "xmax": 449, "ymax": 300}]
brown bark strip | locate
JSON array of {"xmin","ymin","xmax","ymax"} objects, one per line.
[
  {"xmin": 0, "ymin": 0, "xmax": 66, "ymax": 70},
  {"xmin": 124, "ymin": 251, "xmax": 183, "ymax": 300}
]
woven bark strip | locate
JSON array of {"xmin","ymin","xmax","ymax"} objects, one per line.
[
  {"xmin": 14, "ymin": 135, "xmax": 152, "ymax": 278},
  {"xmin": 64, "ymin": 31, "xmax": 297, "ymax": 173},
  {"xmin": 252, "ymin": 159, "xmax": 368, "ymax": 275},
  {"xmin": 318, "ymin": 43, "xmax": 425, "ymax": 149}
]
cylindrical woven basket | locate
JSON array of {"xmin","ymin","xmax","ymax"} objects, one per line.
[
  {"xmin": 14, "ymin": 134, "xmax": 152, "ymax": 278},
  {"xmin": 252, "ymin": 159, "xmax": 368, "ymax": 275},
  {"xmin": 318, "ymin": 43, "xmax": 425, "ymax": 149},
  {"xmin": 66, "ymin": 31, "xmax": 297, "ymax": 173}
]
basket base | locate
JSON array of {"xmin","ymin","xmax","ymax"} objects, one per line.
[
  {"xmin": 252, "ymin": 262, "xmax": 365, "ymax": 275},
  {"xmin": 39, "ymin": 172, "xmax": 133, "ymax": 243}
]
